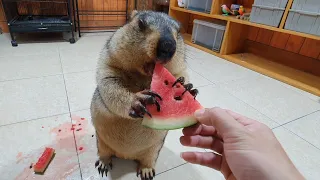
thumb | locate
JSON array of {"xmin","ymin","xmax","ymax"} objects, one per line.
[{"xmin": 194, "ymin": 107, "xmax": 244, "ymax": 136}]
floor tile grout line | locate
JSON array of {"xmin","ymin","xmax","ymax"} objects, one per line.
[
  {"xmin": 0, "ymin": 73, "xmax": 64, "ymax": 83},
  {"xmin": 215, "ymin": 76, "xmax": 320, "ymax": 127},
  {"xmin": 188, "ymin": 54, "xmax": 320, "ymax": 150},
  {"xmin": 272, "ymin": 110, "xmax": 320, "ymax": 130},
  {"xmin": 188, "ymin": 67, "xmax": 217, "ymax": 86},
  {"xmin": 0, "ymin": 112, "xmax": 70, "ymax": 127},
  {"xmin": 0, "ymin": 108, "xmax": 91, "ymax": 128},
  {"xmin": 0, "ymin": 59, "xmax": 99, "ymax": 84},
  {"xmin": 282, "ymin": 126, "xmax": 320, "ymax": 151},
  {"xmin": 58, "ymin": 49, "xmax": 83, "ymax": 179},
  {"xmin": 277, "ymin": 83, "xmax": 320, "ymax": 104},
  {"xmin": 0, "ymin": 68, "xmax": 98, "ymax": 83},
  {"xmin": 218, "ymin": 79, "xmax": 320, "ymax": 128},
  {"xmin": 156, "ymin": 162, "xmax": 188, "ymax": 176},
  {"xmin": 72, "ymin": 108, "xmax": 91, "ymax": 113},
  {"xmin": 188, "ymin": 62, "xmax": 267, "ymax": 88},
  {"xmin": 188, "ymin": 62, "xmax": 281, "ymax": 126},
  {"xmin": 63, "ymin": 69, "xmax": 97, "ymax": 75},
  {"xmin": 0, "ymin": 52, "xmax": 61, "ymax": 59},
  {"xmin": 214, "ymin": 83, "xmax": 281, "ymax": 127}
]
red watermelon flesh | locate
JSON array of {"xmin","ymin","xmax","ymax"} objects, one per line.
[
  {"xmin": 142, "ymin": 63, "xmax": 203, "ymax": 130},
  {"xmin": 33, "ymin": 147, "xmax": 55, "ymax": 173}
]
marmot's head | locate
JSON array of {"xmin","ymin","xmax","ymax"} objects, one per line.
[{"xmin": 107, "ymin": 11, "xmax": 184, "ymax": 75}]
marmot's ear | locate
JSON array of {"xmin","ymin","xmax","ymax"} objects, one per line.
[{"xmin": 130, "ymin": 10, "xmax": 138, "ymax": 19}]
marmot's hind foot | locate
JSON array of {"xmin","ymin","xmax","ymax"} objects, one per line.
[
  {"xmin": 95, "ymin": 159, "xmax": 112, "ymax": 177},
  {"xmin": 137, "ymin": 168, "xmax": 156, "ymax": 180}
]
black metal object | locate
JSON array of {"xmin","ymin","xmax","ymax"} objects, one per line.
[
  {"xmin": 73, "ymin": 0, "xmax": 128, "ymax": 37},
  {"xmin": 1, "ymin": 0, "xmax": 75, "ymax": 46}
]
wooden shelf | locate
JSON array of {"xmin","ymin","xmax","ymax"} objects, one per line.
[
  {"xmin": 171, "ymin": 6, "xmax": 320, "ymax": 41},
  {"xmin": 170, "ymin": 6, "xmax": 212, "ymax": 18},
  {"xmin": 223, "ymin": 53, "xmax": 320, "ymax": 96},
  {"xmin": 172, "ymin": 0, "xmax": 320, "ymax": 96},
  {"xmin": 182, "ymin": 33, "xmax": 320, "ymax": 96}
]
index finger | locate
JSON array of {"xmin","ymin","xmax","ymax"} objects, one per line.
[
  {"xmin": 183, "ymin": 123, "xmax": 217, "ymax": 136},
  {"xmin": 195, "ymin": 108, "xmax": 244, "ymax": 137}
]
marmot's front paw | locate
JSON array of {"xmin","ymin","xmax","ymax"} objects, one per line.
[
  {"xmin": 129, "ymin": 90, "xmax": 162, "ymax": 118},
  {"xmin": 173, "ymin": 77, "xmax": 199, "ymax": 99},
  {"xmin": 137, "ymin": 168, "xmax": 156, "ymax": 180}
]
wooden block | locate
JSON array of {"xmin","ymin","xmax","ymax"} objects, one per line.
[
  {"xmin": 299, "ymin": 39, "xmax": 320, "ymax": 59},
  {"xmin": 270, "ymin": 32, "xmax": 290, "ymax": 49},
  {"xmin": 285, "ymin": 35, "xmax": 305, "ymax": 53},
  {"xmin": 256, "ymin": 28, "xmax": 274, "ymax": 45}
]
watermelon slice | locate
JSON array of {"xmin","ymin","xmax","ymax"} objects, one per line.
[
  {"xmin": 33, "ymin": 147, "xmax": 55, "ymax": 173},
  {"xmin": 142, "ymin": 64, "xmax": 202, "ymax": 130}
]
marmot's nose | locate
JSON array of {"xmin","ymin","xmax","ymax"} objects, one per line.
[{"xmin": 157, "ymin": 36, "xmax": 176, "ymax": 63}]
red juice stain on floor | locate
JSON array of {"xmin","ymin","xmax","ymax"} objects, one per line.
[
  {"xmin": 16, "ymin": 115, "xmax": 90, "ymax": 179},
  {"xmin": 16, "ymin": 152, "xmax": 23, "ymax": 159},
  {"xmin": 15, "ymin": 148, "xmax": 79, "ymax": 180}
]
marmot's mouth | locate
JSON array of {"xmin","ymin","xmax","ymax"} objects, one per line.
[
  {"xmin": 155, "ymin": 58, "xmax": 172, "ymax": 64},
  {"xmin": 143, "ymin": 62, "xmax": 156, "ymax": 76}
]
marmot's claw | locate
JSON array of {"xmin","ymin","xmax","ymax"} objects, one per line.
[
  {"xmin": 137, "ymin": 168, "xmax": 156, "ymax": 180},
  {"xmin": 129, "ymin": 90, "xmax": 162, "ymax": 118},
  {"xmin": 95, "ymin": 160, "xmax": 112, "ymax": 177},
  {"xmin": 129, "ymin": 109, "xmax": 144, "ymax": 118},
  {"xmin": 182, "ymin": 83, "xmax": 193, "ymax": 95},
  {"xmin": 183, "ymin": 83, "xmax": 198, "ymax": 99},
  {"xmin": 142, "ymin": 90, "xmax": 162, "ymax": 101},
  {"xmin": 172, "ymin": 81, "xmax": 198, "ymax": 100},
  {"xmin": 172, "ymin": 77, "xmax": 185, "ymax": 87},
  {"xmin": 190, "ymin": 89, "xmax": 199, "ymax": 99}
]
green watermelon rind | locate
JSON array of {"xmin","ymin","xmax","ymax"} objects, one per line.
[{"xmin": 142, "ymin": 116, "xmax": 198, "ymax": 130}]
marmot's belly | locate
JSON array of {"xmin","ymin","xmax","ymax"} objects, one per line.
[{"xmin": 97, "ymin": 119, "xmax": 167, "ymax": 158}]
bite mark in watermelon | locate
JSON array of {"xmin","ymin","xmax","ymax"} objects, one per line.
[
  {"xmin": 142, "ymin": 64, "xmax": 203, "ymax": 130},
  {"xmin": 33, "ymin": 147, "xmax": 55, "ymax": 173}
]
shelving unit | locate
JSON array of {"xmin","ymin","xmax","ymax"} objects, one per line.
[
  {"xmin": 1, "ymin": 0, "xmax": 75, "ymax": 46},
  {"xmin": 170, "ymin": 0, "xmax": 320, "ymax": 96},
  {"xmin": 73, "ymin": 0, "xmax": 129, "ymax": 37}
]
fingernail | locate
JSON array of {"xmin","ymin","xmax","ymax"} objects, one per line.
[{"xmin": 194, "ymin": 109, "xmax": 205, "ymax": 118}]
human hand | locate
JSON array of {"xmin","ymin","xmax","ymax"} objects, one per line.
[{"xmin": 180, "ymin": 107, "xmax": 304, "ymax": 180}]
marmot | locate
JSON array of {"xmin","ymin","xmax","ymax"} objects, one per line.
[{"xmin": 90, "ymin": 10, "xmax": 197, "ymax": 179}]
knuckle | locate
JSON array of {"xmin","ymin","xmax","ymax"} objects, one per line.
[{"xmin": 209, "ymin": 107, "xmax": 222, "ymax": 114}]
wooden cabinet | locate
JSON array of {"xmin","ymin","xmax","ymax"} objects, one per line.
[
  {"xmin": 0, "ymin": 0, "xmax": 8, "ymax": 32},
  {"xmin": 169, "ymin": 0, "xmax": 320, "ymax": 96},
  {"xmin": 0, "ymin": 0, "xmax": 134, "ymax": 33}
]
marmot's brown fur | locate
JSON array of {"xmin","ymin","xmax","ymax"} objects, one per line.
[{"xmin": 90, "ymin": 10, "xmax": 189, "ymax": 179}]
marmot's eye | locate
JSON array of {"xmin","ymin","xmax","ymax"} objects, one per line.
[{"xmin": 138, "ymin": 19, "xmax": 146, "ymax": 31}]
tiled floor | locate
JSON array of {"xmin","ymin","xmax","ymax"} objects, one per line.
[{"xmin": 0, "ymin": 33, "xmax": 320, "ymax": 180}]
